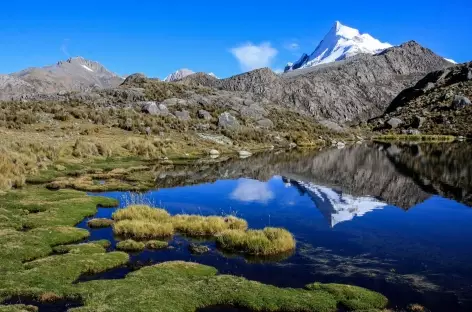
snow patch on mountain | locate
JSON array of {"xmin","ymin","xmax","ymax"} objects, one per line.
[
  {"xmin": 208, "ymin": 72, "xmax": 219, "ymax": 79},
  {"xmin": 164, "ymin": 69, "xmax": 195, "ymax": 82},
  {"xmin": 296, "ymin": 180, "xmax": 387, "ymax": 227},
  {"xmin": 81, "ymin": 64, "xmax": 94, "ymax": 72},
  {"xmin": 444, "ymin": 58, "xmax": 457, "ymax": 64},
  {"xmin": 285, "ymin": 21, "xmax": 392, "ymax": 72}
]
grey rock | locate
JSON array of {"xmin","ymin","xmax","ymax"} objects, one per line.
[
  {"xmin": 239, "ymin": 150, "xmax": 252, "ymax": 158},
  {"xmin": 239, "ymin": 104, "xmax": 267, "ymax": 119},
  {"xmin": 141, "ymin": 101, "xmax": 158, "ymax": 115},
  {"xmin": 412, "ymin": 116, "xmax": 425, "ymax": 129},
  {"xmin": 289, "ymin": 142, "xmax": 298, "ymax": 149},
  {"xmin": 145, "ymin": 127, "xmax": 152, "ymax": 136},
  {"xmin": 256, "ymin": 118, "xmax": 274, "ymax": 129},
  {"xmin": 175, "ymin": 110, "xmax": 191, "ymax": 121},
  {"xmin": 198, "ymin": 110, "xmax": 212, "ymax": 120},
  {"xmin": 198, "ymin": 133, "xmax": 233, "ymax": 146},
  {"xmin": 401, "ymin": 129, "xmax": 421, "ymax": 135},
  {"xmin": 188, "ymin": 243, "xmax": 210, "ymax": 255},
  {"xmin": 386, "ymin": 117, "xmax": 404, "ymax": 129},
  {"xmin": 209, "ymin": 149, "xmax": 220, "ymax": 156},
  {"xmin": 423, "ymin": 82, "xmax": 435, "ymax": 92},
  {"xmin": 452, "ymin": 95, "xmax": 471, "ymax": 109},
  {"xmin": 218, "ymin": 112, "xmax": 240, "ymax": 129}
]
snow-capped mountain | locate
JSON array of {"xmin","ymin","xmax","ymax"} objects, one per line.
[
  {"xmin": 164, "ymin": 69, "xmax": 219, "ymax": 82},
  {"xmin": 293, "ymin": 180, "xmax": 387, "ymax": 227},
  {"xmin": 284, "ymin": 21, "xmax": 392, "ymax": 72},
  {"xmin": 164, "ymin": 69, "xmax": 195, "ymax": 82}
]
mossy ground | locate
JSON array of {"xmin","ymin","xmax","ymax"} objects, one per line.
[{"xmin": 72, "ymin": 261, "xmax": 388, "ymax": 312}]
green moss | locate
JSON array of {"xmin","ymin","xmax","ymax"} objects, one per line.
[
  {"xmin": 0, "ymin": 305, "xmax": 38, "ymax": 312},
  {"xmin": 71, "ymin": 261, "xmax": 388, "ymax": 312}
]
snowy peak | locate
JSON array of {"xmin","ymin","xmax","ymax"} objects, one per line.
[
  {"xmin": 285, "ymin": 21, "xmax": 392, "ymax": 72},
  {"xmin": 164, "ymin": 69, "xmax": 195, "ymax": 82}
]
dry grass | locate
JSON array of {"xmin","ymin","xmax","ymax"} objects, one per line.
[
  {"xmin": 112, "ymin": 205, "xmax": 170, "ymax": 222},
  {"xmin": 216, "ymin": 227, "xmax": 296, "ymax": 256},
  {"xmin": 87, "ymin": 218, "xmax": 114, "ymax": 228},
  {"xmin": 113, "ymin": 219, "xmax": 174, "ymax": 239},
  {"xmin": 172, "ymin": 215, "xmax": 248, "ymax": 236},
  {"xmin": 116, "ymin": 239, "xmax": 145, "ymax": 252}
]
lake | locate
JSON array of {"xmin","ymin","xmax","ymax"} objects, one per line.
[{"xmin": 78, "ymin": 142, "xmax": 472, "ymax": 312}]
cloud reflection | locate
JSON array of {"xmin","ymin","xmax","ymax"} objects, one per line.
[{"xmin": 230, "ymin": 179, "xmax": 274, "ymax": 204}]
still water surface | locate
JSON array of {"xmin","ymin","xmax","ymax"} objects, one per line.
[{"xmin": 79, "ymin": 142, "xmax": 472, "ymax": 312}]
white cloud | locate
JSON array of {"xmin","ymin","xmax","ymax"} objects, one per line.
[
  {"xmin": 230, "ymin": 42, "xmax": 278, "ymax": 72},
  {"xmin": 230, "ymin": 179, "xmax": 274, "ymax": 204},
  {"xmin": 273, "ymin": 68, "xmax": 284, "ymax": 74},
  {"xmin": 284, "ymin": 42, "xmax": 300, "ymax": 51}
]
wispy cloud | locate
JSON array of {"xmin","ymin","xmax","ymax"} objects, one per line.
[
  {"xmin": 60, "ymin": 39, "xmax": 70, "ymax": 57},
  {"xmin": 230, "ymin": 179, "xmax": 274, "ymax": 204},
  {"xmin": 284, "ymin": 42, "xmax": 300, "ymax": 51},
  {"xmin": 230, "ymin": 42, "xmax": 278, "ymax": 72}
]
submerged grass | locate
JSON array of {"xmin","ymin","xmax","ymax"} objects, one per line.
[
  {"xmin": 145, "ymin": 240, "xmax": 169, "ymax": 250},
  {"xmin": 216, "ymin": 227, "xmax": 296, "ymax": 256}
]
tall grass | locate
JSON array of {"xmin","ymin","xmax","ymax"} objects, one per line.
[
  {"xmin": 216, "ymin": 227, "xmax": 296, "ymax": 256},
  {"xmin": 113, "ymin": 219, "xmax": 174, "ymax": 239},
  {"xmin": 172, "ymin": 215, "xmax": 247, "ymax": 236},
  {"xmin": 112, "ymin": 205, "xmax": 170, "ymax": 222}
]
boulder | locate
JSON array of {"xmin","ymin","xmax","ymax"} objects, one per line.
[
  {"xmin": 238, "ymin": 150, "xmax": 252, "ymax": 158},
  {"xmin": 198, "ymin": 110, "xmax": 212, "ymax": 120},
  {"xmin": 452, "ymin": 95, "xmax": 471, "ymax": 109},
  {"xmin": 175, "ymin": 110, "xmax": 190, "ymax": 121},
  {"xmin": 386, "ymin": 117, "xmax": 404, "ymax": 129},
  {"xmin": 256, "ymin": 118, "xmax": 274, "ymax": 129},
  {"xmin": 141, "ymin": 101, "xmax": 158, "ymax": 115},
  {"xmin": 218, "ymin": 112, "xmax": 240, "ymax": 129},
  {"xmin": 209, "ymin": 149, "xmax": 220, "ymax": 156},
  {"xmin": 402, "ymin": 129, "xmax": 421, "ymax": 135},
  {"xmin": 188, "ymin": 243, "xmax": 210, "ymax": 255},
  {"xmin": 239, "ymin": 104, "xmax": 267, "ymax": 119},
  {"xmin": 412, "ymin": 116, "xmax": 425, "ymax": 129}
]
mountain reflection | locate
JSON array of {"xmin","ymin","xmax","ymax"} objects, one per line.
[
  {"xmin": 287, "ymin": 178, "xmax": 387, "ymax": 227},
  {"xmin": 152, "ymin": 143, "xmax": 472, "ymax": 211}
]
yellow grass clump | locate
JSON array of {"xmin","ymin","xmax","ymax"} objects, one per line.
[
  {"xmin": 172, "ymin": 215, "xmax": 248, "ymax": 236},
  {"xmin": 116, "ymin": 239, "xmax": 145, "ymax": 251},
  {"xmin": 216, "ymin": 227, "xmax": 296, "ymax": 256},
  {"xmin": 87, "ymin": 218, "xmax": 114, "ymax": 228},
  {"xmin": 113, "ymin": 219, "xmax": 174, "ymax": 239},
  {"xmin": 112, "ymin": 205, "xmax": 170, "ymax": 222}
]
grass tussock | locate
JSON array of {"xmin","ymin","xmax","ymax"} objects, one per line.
[
  {"xmin": 116, "ymin": 239, "xmax": 145, "ymax": 252},
  {"xmin": 113, "ymin": 219, "xmax": 174, "ymax": 239},
  {"xmin": 87, "ymin": 218, "xmax": 114, "ymax": 228},
  {"xmin": 145, "ymin": 240, "xmax": 169, "ymax": 250},
  {"xmin": 112, "ymin": 205, "xmax": 248, "ymax": 239},
  {"xmin": 112, "ymin": 205, "xmax": 170, "ymax": 222},
  {"xmin": 172, "ymin": 215, "xmax": 248, "ymax": 236},
  {"xmin": 216, "ymin": 227, "xmax": 296, "ymax": 256}
]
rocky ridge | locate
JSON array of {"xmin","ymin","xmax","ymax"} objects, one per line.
[{"xmin": 371, "ymin": 62, "xmax": 472, "ymax": 136}]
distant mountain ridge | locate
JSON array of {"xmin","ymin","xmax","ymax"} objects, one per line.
[
  {"xmin": 285, "ymin": 21, "xmax": 392, "ymax": 72},
  {"xmin": 164, "ymin": 69, "xmax": 219, "ymax": 82},
  {"xmin": 0, "ymin": 56, "xmax": 123, "ymax": 100}
]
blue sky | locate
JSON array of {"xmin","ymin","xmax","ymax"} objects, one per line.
[{"xmin": 0, "ymin": 0, "xmax": 470, "ymax": 79}]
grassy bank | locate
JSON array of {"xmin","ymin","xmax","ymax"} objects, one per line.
[{"xmin": 373, "ymin": 134, "xmax": 456, "ymax": 143}]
